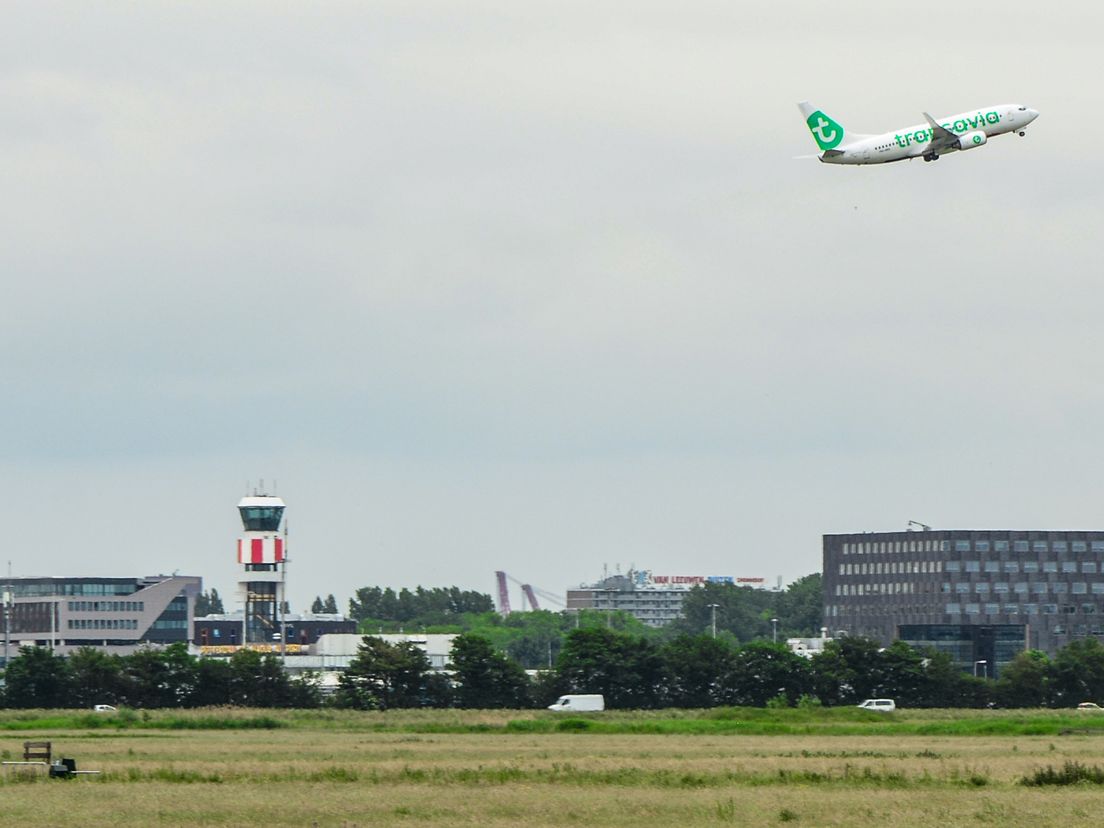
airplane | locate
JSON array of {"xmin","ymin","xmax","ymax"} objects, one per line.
[{"xmin": 798, "ymin": 102, "xmax": 1039, "ymax": 164}]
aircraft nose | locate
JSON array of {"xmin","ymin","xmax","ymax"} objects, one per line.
[{"xmin": 1025, "ymin": 108, "xmax": 1039, "ymax": 123}]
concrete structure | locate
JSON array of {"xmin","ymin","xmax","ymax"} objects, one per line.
[
  {"xmin": 235, "ymin": 493, "xmax": 287, "ymax": 644},
  {"xmin": 824, "ymin": 529, "xmax": 1104, "ymax": 675},
  {"xmin": 566, "ymin": 569, "xmax": 762, "ymax": 628},
  {"xmin": 1, "ymin": 575, "xmax": 201, "ymax": 662}
]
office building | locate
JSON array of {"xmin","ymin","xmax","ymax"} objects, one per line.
[
  {"xmin": 566, "ymin": 569, "xmax": 757, "ymax": 628},
  {"xmin": 1, "ymin": 574, "xmax": 201, "ymax": 661},
  {"xmin": 824, "ymin": 530, "xmax": 1104, "ymax": 675}
]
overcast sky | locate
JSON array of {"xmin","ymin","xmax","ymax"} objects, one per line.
[{"xmin": 1, "ymin": 2, "xmax": 1100, "ymax": 612}]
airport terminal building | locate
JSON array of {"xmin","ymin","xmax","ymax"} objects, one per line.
[{"xmin": 823, "ymin": 530, "xmax": 1104, "ymax": 676}]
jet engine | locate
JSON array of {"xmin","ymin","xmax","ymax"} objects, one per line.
[{"xmin": 956, "ymin": 130, "xmax": 987, "ymax": 150}]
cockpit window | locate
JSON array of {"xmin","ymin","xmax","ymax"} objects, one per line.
[{"xmin": 1018, "ymin": 106, "xmax": 1026, "ymax": 111}]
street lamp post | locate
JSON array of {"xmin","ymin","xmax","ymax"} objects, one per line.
[
  {"xmin": 707, "ymin": 604, "xmax": 720, "ymax": 639},
  {"xmin": 974, "ymin": 660, "xmax": 987, "ymax": 678},
  {"xmin": 771, "ymin": 617, "xmax": 779, "ymax": 644}
]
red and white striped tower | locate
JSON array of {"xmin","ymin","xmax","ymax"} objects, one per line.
[{"xmin": 236, "ymin": 494, "xmax": 286, "ymax": 644}]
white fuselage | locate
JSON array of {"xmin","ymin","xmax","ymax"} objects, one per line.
[{"xmin": 822, "ymin": 104, "xmax": 1039, "ymax": 165}]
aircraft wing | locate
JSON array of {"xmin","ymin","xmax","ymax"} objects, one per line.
[{"xmin": 922, "ymin": 112, "xmax": 959, "ymax": 151}]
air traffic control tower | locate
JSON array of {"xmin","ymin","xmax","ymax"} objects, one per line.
[{"xmin": 236, "ymin": 493, "xmax": 286, "ymax": 644}]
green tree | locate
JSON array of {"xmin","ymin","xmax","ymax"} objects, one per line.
[
  {"xmin": 775, "ymin": 574, "xmax": 823, "ymax": 637},
  {"xmin": 1051, "ymin": 638, "xmax": 1104, "ymax": 707},
  {"xmin": 323, "ymin": 594, "xmax": 339, "ymax": 614},
  {"xmin": 809, "ymin": 636, "xmax": 885, "ymax": 705},
  {"xmin": 450, "ymin": 633, "xmax": 531, "ymax": 708},
  {"xmin": 661, "ymin": 635, "xmax": 737, "ymax": 708},
  {"xmin": 336, "ymin": 636, "xmax": 442, "ymax": 710},
  {"xmin": 191, "ymin": 657, "xmax": 233, "ymax": 706},
  {"xmin": 194, "ymin": 588, "xmax": 225, "ymax": 617},
  {"xmin": 2, "ymin": 647, "xmax": 73, "ymax": 708},
  {"xmin": 67, "ymin": 647, "xmax": 126, "ymax": 708},
  {"xmin": 672, "ymin": 583, "xmax": 774, "ymax": 642},
  {"xmin": 556, "ymin": 627, "xmax": 666, "ymax": 709},
  {"xmin": 228, "ymin": 649, "xmax": 293, "ymax": 707},
  {"xmin": 122, "ymin": 644, "xmax": 198, "ymax": 708},
  {"xmin": 311, "ymin": 596, "xmax": 325, "ymax": 613},
  {"xmin": 721, "ymin": 641, "xmax": 812, "ymax": 706},
  {"xmin": 995, "ymin": 649, "xmax": 1052, "ymax": 708}
]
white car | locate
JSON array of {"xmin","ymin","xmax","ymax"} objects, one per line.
[
  {"xmin": 92, "ymin": 704, "xmax": 117, "ymax": 712},
  {"xmin": 857, "ymin": 698, "xmax": 896, "ymax": 712}
]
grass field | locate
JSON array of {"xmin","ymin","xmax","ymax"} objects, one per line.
[{"xmin": 2, "ymin": 708, "xmax": 1104, "ymax": 826}]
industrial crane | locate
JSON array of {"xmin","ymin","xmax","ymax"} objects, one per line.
[{"xmin": 493, "ymin": 571, "xmax": 565, "ymax": 614}]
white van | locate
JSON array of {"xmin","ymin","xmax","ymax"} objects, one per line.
[
  {"xmin": 547, "ymin": 694, "xmax": 605, "ymax": 712},
  {"xmin": 857, "ymin": 698, "xmax": 896, "ymax": 712}
]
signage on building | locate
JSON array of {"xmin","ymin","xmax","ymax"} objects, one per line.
[{"xmin": 626, "ymin": 571, "xmax": 765, "ymax": 590}]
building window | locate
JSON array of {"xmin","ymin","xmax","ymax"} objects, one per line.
[
  {"xmin": 1005, "ymin": 604, "xmax": 1019, "ymax": 615},
  {"xmin": 1043, "ymin": 604, "xmax": 1058, "ymax": 614},
  {"xmin": 976, "ymin": 541, "xmax": 991, "ymax": 552},
  {"xmin": 1093, "ymin": 583, "xmax": 1104, "ymax": 595},
  {"xmin": 1031, "ymin": 582, "xmax": 1048, "ymax": 594},
  {"xmin": 1014, "ymin": 582, "xmax": 1029, "ymax": 594},
  {"xmin": 1014, "ymin": 541, "xmax": 1030, "ymax": 553},
  {"xmin": 1023, "ymin": 603, "xmax": 1038, "ymax": 614},
  {"xmin": 1053, "ymin": 541, "xmax": 1069, "ymax": 553},
  {"xmin": 1054, "ymin": 583, "xmax": 1068, "ymax": 594},
  {"xmin": 1004, "ymin": 562, "xmax": 1019, "ymax": 573},
  {"xmin": 1043, "ymin": 561, "xmax": 1058, "ymax": 573},
  {"xmin": 965, "ymin": 603, "xmax": 980, "ymax": 614},
  {"xmin": 1063, "ymin": 561, "xmax": 1078, "ymax": 573},
  {"xmin": 1073, "ymin": 583, "xmax": 1088, "ymax": 595},
  {"xmin": 976, "ymin": 583, "xmax": 990, "ymax": 593},
  {"xmin": 1085, "ymin": 563, "xmax": 1098, "ymax": 574},
  {"xmin": 945, "ymin": 603, "xmax": 961, "ymax": 614},
  {"xmin": 994, "ymin": 582, "xmax": 1010, "ymax": 593},
  {"xmin": 1093, "ymin": 542, "xmax": 1104, "ymax": 553},
  {"xmin": 965, "ymin": 561, "xmax": 980, "ymax": 573},
  {"xmin": 1073, "ymin": 542, "xmax": 1088, "ymax": 554},
  {"xmin": 1033, "ymin": 541, "xmax": 1049, "ymax": 553},
  {"xmin": 1082, "ymin": 604, "xmax": 1096, "ymax": 615},
  {"xmin": 985, "ymin": 603, "xmax": 1001, "ymax": 614},
  {"xmin": 955, "ymin": 583, "xmax": 971, "ymax": 594},
  {"xmin": 1023, "ymin": 561, "xmax": 1039, "ymax": 573},
  {"xmin": 946, "ymin": 561, "xmax": 961, "ymax": 573},
  {"xmin": 995, "ymin": 540, "xmax": 1010, "ymax": 552},
  {"xmin": 984, "ymin": 561, "xmax": 1000, "ymax": 573},
  {"xmin": 955, "ymin": 540, "xmax": 971, "ymax": 552}
]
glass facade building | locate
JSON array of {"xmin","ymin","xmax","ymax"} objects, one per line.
[
  {"xmin": 823, "ymin": 530, "xmax": 1104, "ymax": 675},
  {"xmin": 0, "ymin": 575, "xmax": 201, "ymax": 663}
]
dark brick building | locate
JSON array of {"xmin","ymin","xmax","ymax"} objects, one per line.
[{"xmin": 823, "ymin": 530, "xmax": 1104, "ymax": 676}]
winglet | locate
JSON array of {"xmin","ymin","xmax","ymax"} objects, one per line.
[{"xmin": 922, "ymin": 112, "xmax": 940, "ymax": 130}]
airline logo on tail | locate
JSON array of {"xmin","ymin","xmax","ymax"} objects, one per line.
[{"xmin": 805, "ymin": 110, "xmax": 843, "ymax": 150}]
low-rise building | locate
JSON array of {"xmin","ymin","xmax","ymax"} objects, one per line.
[{"xmin": 1, "ymin": 574, "xmax": 201, "ymax": 662}]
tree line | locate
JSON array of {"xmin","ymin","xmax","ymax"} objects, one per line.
[
  {"xmin": 8, "ymin": 627, "xmax": 1104, "ymax": 711},
  {"xmin": 348, "ymin": 585, "xmax": 495, "ymax": 625},
  {"xmin": 341, "ymin": 576, "xmax": 824, "ymax": 670},
  {"xmin": 0, "ymin": 644, "xmax": 319, "ymax": 709},
  {"xmin": 331, "ymin": 629, "xmax": 1104, "ymax": 711}
]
